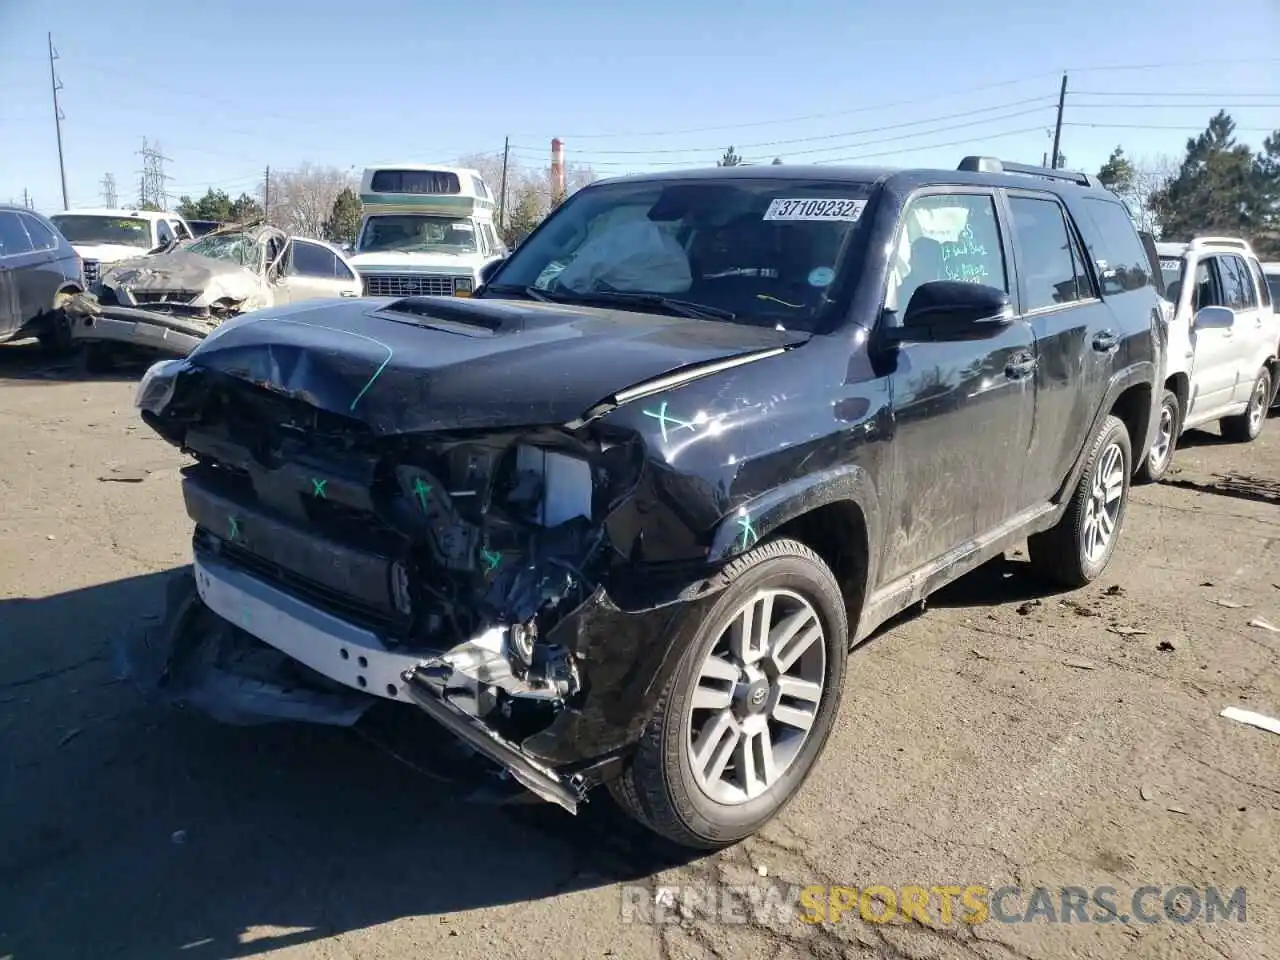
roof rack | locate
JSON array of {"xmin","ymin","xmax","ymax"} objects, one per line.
[
  {"xmin": 957, "ymin": 156, "xmax": 1103, "ymax": 189},
  {"xmin": 1188, "ymin": 236, "xmax": 1253, "ymax": 253}
]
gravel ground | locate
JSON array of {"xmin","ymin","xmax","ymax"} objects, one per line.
[{"xmin": 1, "ymin": 341, "xmax": 1277, "ymax": 960}]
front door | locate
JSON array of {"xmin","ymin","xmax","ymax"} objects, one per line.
[
  {"xmin": 278, "ymin": 239, "xmax": 363, "ymax": 304},
  {"xmin": 879, "ymin": 188, "xmax": 1035, "ymax": 583},
  {"xmin": 1185, "ymin": 256, "xmax": 1240, "ymax": 421}
]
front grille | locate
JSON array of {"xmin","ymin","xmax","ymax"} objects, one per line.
[
  {"xmin": 132, "ymin": 291, "xmax": 198, "ymax": 305},
  {"xmin": 364, "ymin": 273, "xmax": 455, "ymax": 298},
  {"xmin": 82, "ymin": 259, "xmax": 99, "ymax": 284}
]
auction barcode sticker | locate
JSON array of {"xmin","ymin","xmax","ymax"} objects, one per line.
[{"xmin": 763, "ymin": 198, "xmax": 867, "ymax": 222}]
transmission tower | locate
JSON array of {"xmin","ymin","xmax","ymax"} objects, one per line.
[
  {"xmin": 137, "ymin": 138, "xmax": 171, "ymax": 209},
  {"xmin": 101, "ymin": 173, "xmax": 118, "ymax": 207}
]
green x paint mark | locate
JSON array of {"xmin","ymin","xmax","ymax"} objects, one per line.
[
  {"xmin": 311, "ymin": 478, "xmax": 327, "ymax": 498},
  {"xmin": 227, "ymin": 516, "xmax": 241, "ymax": 541},
  {"xmin": 481, "ymin": 548, "xmax": 502, "ymax": 573},
  {"xmin": 412, "ymin": 477, "xmax": 433, "ymax": 512},
  {"xmin": 736, "ymin": 512, "xmax": 758, "ymax": 550},
  {"xmin": 642, "ymin": 400, "xmax": 697, "ymax": 444}
]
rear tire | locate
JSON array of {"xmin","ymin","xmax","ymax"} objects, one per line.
[
  {"xmin": 1028, "ymin": 414, "xmax": 1132, "ymax": 589},
  {"xmin": 1135, "ymin": 389, "xmax": 1179, "ymax": 484},
  {"xmin": 608, "ymin": 537, "xmax": 848, "ymax": 850},
  {"xmin": 1220, "ymin": 368, "xmax": 1270, "ymax": 443}
]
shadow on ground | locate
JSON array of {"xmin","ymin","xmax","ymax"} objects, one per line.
[
  {"xmin": 0, "ymin": 571, "xmax": 698, "ymax": 960},
  {"xmin": 0, "ymin": 340, "xmax": 148, "ymax": 383}
]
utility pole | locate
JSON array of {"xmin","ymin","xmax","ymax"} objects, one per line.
[
  {"xmin": 263, "ymin": 165, "xmax": 270, "ymax": 223},
  {"xmin": 101, "ymin": 173, "xmax": 117, "ymax": 207},
  {"xmin": 498, "ymin": 136, "xmax": 510, "ymax": 229},
  {"xmin": 48, "ymin": 32, "xmax": 68, "ymax": 209},
  {"xmin": 22, "ymin": 188, "xmax": 31, "ymax": 209},
  {"xmin": 1050, "ymin": 73, "xmax": 1068, "ymax": 169}
]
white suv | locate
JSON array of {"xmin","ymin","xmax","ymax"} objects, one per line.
[{"xmin": 1142, "ymin": 237, "xmax": 1279, "ymax": 480}]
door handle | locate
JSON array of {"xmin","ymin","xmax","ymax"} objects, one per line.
[
  {"xmin": 340, "ymin": 290, "xmax": 358, "ymax": 297},
  {"xmin": 1092, "ymin": 331, "xmax": 1119, "ymax": 352},
  {"xmin": 1006, "ymin": 353, "xmax": 1038, "ymax": 379}
]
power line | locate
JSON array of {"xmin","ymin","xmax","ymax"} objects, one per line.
[
  {"xmin": 1064, "ymin": 121, "xmax": 1277, "ymax": 132},
  {"xmin": 509, "ymin": 97, "xmax": 1057, "ymax": 157},
  {"xmin": 1069, "ymin": 101, "xmax": 1280, "ymax": 109},
  {"xmin": 137, "ymin": 138, "xmax": 172, "ymax": 208},
  {"xmin": 815, "ymin": 126, "xmax": 1051, "ymax": 165},
  {"xmin": 1072, "ymin": 90, "xmax": 1280, "ymax": 98},
  {"xmin": 101, "ymin": 173, "xmax": 117, "ymax": 207}
]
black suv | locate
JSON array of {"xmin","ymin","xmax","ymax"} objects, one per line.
[
  {"xmin": 0, "ymin": 205, "xmax": 83, "ymax": 351},
  {"xmin": 135, "ymin": 157, "xmax": 1162, "ymax": 849}
]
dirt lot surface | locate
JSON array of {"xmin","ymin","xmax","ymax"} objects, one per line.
[{"xmin": 1, "ymin": 341, "xmax": 1277, "ymax": 960}]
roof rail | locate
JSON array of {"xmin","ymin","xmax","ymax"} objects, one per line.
[
  {"xmin": 957, "ymin": 156, "xmax": 1103, "ymax": 189},
  {"xmin": 1188, "ymin": 236, "xmax": 1253, "ymax": 253}
]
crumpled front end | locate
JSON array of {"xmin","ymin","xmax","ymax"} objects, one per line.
[
  {"xmin": 67, "ymin": 253, "xmax": 268, "ymax": 359},
  {"xmin": 136, "ymin": 358, "xmax": 723, "ymax": 811}
]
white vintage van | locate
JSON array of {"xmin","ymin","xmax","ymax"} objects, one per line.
[{"xmin": 348, "ymin": 165, "xmax": 506, "ymax": 298}]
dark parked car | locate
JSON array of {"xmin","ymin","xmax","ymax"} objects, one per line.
[
  {"xmin": 133, "ymin": 157, "xmax": 1163, "ymax": 849},
  {"xmin": 186, "ymin": 220, "xmax": 223, "ymax": 239},
  {"xmin": 0, "ymin": 205, "xmax": 83, "ymax": 351}
]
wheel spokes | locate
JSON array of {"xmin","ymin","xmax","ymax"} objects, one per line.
[
  {"xmin": 692, "ymin": 709, "xmax": 740, "ymax": 783},
  {"xmin": 731, "ymin": 592, "xmax": 774, "ymax": 665}
]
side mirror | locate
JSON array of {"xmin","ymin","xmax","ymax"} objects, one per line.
[
  {"xmin": 1192, "ymin": 305, "xmax": 1234, "ymax": 331},
  {"xmin": 887, "ymin": 280, "xmax": 1013, "ymax": 343}
]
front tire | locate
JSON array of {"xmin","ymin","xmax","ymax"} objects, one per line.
[
  {"xmin": 1028, "ymin": 414, "xmax": 1132, "ymax": 588},
  {"xmin": 1220, "ymin": 368, "xmax": 1271, "ymax": 443},
  {"xmin": 1134, "ymin": 389, "xmax": 1179, "ymax": 484},
  {"xmin": 608, "ymin": 538, "xmax": 848, "ymax": 849}
]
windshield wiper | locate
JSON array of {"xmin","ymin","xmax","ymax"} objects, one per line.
[{"xmin": 547, "ymin": 289, "xmax": 736, "ymax": 321}]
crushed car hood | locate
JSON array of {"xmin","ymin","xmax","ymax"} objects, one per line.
[
  {"xmin": 182, "ymin": 295, "xmax": 808, "ymax": 434},
  {"xmin": 102, "ymin": 249, "xmax": 263, "ymax": 304}
]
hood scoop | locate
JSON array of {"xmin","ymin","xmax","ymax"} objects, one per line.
[{"xmin": 375, "ymin": 297, "xmax": 526, "ymax": 337}]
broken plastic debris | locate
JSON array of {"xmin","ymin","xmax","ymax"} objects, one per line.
[
  {"xmin": 655, "ymin": 887, "xmax": 677, "ymax": 908},
  {"xmin": 1063, "ymin": 659, "xmax": 1097, "ymax": 670},
  {"xmin": 1107, "ymin": 626, "xmax": 1147, "ymax": 637},
  {"xmin": 1210, "ymin": 598, "xmax": 1248, "ymax": 609},
  {"xmin": 1247, "ymin": 618, "xmax": 1279, "ymax": 633},
  {"xmin": 756, "ymin": 864, "xmax": 768, "ymax": 877},
  {"xmin": 1220, "ymin": 707, "xmax": 1280, "ymax": 736},
  {"xmin": 1139, "ymin": 785, "xmax": 1154, "ymax": 801}
]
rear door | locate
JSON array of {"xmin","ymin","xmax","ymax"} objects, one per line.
[
  {"xmin": 1003, "ymin": 190, "xmax": 1110, "ymax": 507},
  {"xmin": 0, "ymin": 210, "xmax": 40, "ymax": 333},
  {"xmin": 1184, "ymin": 257, "xmax": 1238, "ymax": 420},
  {"xmin": 18, "ymin": 213, "xmax": 66, "ymax": 314},
  {"xmin": 1214, "ymin": 254, "xmax": 1264, "ymax": 405},
  {"xmin": 278, "ymin": 239, "xmax": 362, "ymax": 303}
]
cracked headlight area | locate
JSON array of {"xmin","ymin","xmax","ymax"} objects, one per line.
[{"xmin": 135, "ymin": 358, "xmax": 185, "ymax": 413}]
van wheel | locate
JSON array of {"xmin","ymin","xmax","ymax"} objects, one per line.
[
  {"xmin": 1028, "ymin": 414, "xmax": 1132, "ymax": 588},
  {"xmin": 1220, "ymin": 369, "xmax": 1271, "ymax": 443},
  {"xmin": 608, "ymin": 538, "xmax": 848, "ymax": 850},
  {"xmin": 1135, "ymin": 389, "xmax": 1179, "ymax": 484}
]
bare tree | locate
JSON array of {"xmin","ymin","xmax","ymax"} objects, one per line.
[
  {"xmin": 455, "ymin": 151, "xmax": 598, "ymax": 228},
  {"xmin": 260, "ymin": 163, "xmax": 356, "ymax": 238},
  {"xmin": 1127, "ymin": 153, "xmax": 1179, "ymax": 235}
]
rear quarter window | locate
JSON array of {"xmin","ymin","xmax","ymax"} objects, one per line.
[{"xmin": 1074, "ymin": 198, "xmax": 1154, "ymax": 296}]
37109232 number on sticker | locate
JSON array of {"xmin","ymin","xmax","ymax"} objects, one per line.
[{"xmin": 763, "ymin": 198, "xmax": 867, "ymax": 222}]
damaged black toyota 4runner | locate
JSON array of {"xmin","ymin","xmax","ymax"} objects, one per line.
[{"xmin": 135, "ymin": 157, "xmax": 1164, "ymax": 849}]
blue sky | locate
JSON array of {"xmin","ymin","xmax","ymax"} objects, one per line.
[{"xmin": 1, "ymin": 0, "xmax": 1276, "ymax": 213}]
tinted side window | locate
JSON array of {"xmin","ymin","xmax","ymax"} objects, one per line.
[
  {"xmin": 155, "ymin": 220, "xmax": 175, "ymax": 245},
  {"xmin": 1078, "ymin": 198, "xmax": 1152, "ymax": 295},
  {"xmin": 290, "ymin": 240, "xmax": 339, "ymax": 278},
  {"xmin": 1224, "ymin": 255, "xmax": 1256, "ymax": 308},
  {"xmin": 1009, "ymin": 196, "xmax": 1086, "ymax": 311},
  {"xmin": 0, "ymin": 212, "xmax": 34, "ymax": 257},
  {"xmin": 333, "ymin": 255, "xmax": 355, "ymax": 281},
  {"xmin": 20, "ymin": 214, "xmax": 58, "ymax": 251},
  {"xmin": 172, "ymin": 220, "xmax": 192, "ymax": 240},
  {"xmin": 1215, "ymin": 255, "xmax": 1248, "ymax": 309},
  {"xmin": 887, "ymin": 192, "xmax": 1007, "ymax": 311},
  {"xmin": 1195, "ymin": 260, "xmax": 1220, "ymax": 310},
  {"xmin": 1248, "ymin": 259, "xmax": 1272, "ymax": 310}
]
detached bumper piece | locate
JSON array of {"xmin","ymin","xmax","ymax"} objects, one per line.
[
  {"xmin": 401, "ymin": 665, "xmax": 588, "ymax": 814},
  {"xmin": 66, "ymin": 294, "xmax": 218, "ymax": 358}
]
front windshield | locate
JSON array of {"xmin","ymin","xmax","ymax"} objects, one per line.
[
  {"xmin": 50, "ymin": 215, "xmax": 152, "ymax": 248},
  {"xmin": 357, "ymin": 215, "xmax": 479, "ymax": 254},
  {"xmin": 187, "ymin": 233, "xmax": 264, "ymax": 270},
  {"xmin": 485, "ymin": 178, "xmax": 873, "ymax": 331}
]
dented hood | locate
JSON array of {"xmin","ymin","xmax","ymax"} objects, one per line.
[
  {"xmin": 182, "ymin": 295, "xmax": 807, "ymax": 434},
  {"xmin": 102, "ymin": 249, "xmax": 262, "ymax": 301}
]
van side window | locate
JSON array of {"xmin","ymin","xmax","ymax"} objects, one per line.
[
  {"xmin": 1077, "ymin": 198, "xmax": 1152, "ymax": 295},
  {"xmin": 886, "ymin": 193, "xmax": 1007, "ymax": 312},
  {"xmin": 1008, "ymin": 196, "xmax": 1088, "ymax": 310}
]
